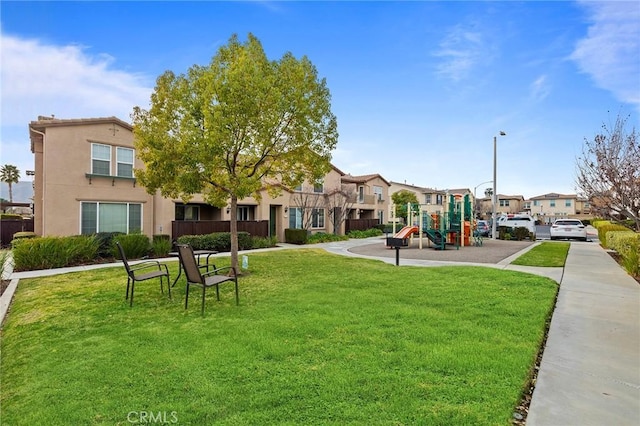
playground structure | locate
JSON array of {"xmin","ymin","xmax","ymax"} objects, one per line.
[{"xmin": 387, "ymin": 194, "xmax": 474, "ymax": 250}]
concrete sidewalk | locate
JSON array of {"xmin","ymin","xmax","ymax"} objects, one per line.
[{"xmin": 527, "ymin": 242, "xmax": 640, "ymax": 425}]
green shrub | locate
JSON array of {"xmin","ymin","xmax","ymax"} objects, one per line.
[
  {"xmin": 12, "ymin": 231, "xmax": 37, "ymax": 244},
  {"xmin": 176, "ymin": 232, "xmax": 252, "ymax": 251},
  {"xmin": 598, "ymin": 224, "xmax": 630, "ymax": 247},
  {"xmin": 307, "ymin": 232, "xmax": 349, "ymax": 244},
  {"xmin": 12, "ymin": 235, "xmax": 99, "ymax": 271},
  {"xmin": 94, "ymin": 232, "xmax": 125, "ymax": 258},
  {"xmin": 113, "ymin": 234, "xmax": 150, "ymax": 260},
  {"xmin": 1, "ymin": 214, "xmax": 22, "ymax": 220},
  {"xmin": 512, "ymin": 227, "xmax": 532, "ymax": 241},
  {"xmin": 347, "ymin": 228, "xmax": 384, "ymax": 239},
  {"xmin": 0, "ymin": 250, "xmax": 11, "ymax": 279},
  {"xmin": 250, "ymin": 236, "xmax": 278, "ymax": 249},
  {"xmin": 152, "ymin": 234, "xmax": 172, "ymax": 257},
  {"xmin": 285, "ymin": 228, "xmax": 308, "ymax": 245}
]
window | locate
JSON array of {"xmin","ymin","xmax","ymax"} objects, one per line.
[
  {"xmin": 311, "ymin": 208, "xmax": 325, "ymax": 228},
  {"xmin": 91, "ymin": 143, "xmax": 111, "ymax": 175},
  {"xmin": 116, "ymin": 147, "xmax": 134, "ymax": 178},
  {"xmin": 175, "ymin": 204, "xmax": 199, "ymax": 221},
  {"xmin": 373, "ymin": 186, "xmax": 383, "ymax": 201},
  {"xmin": 237, "ymin": 206, "xmax": 250, "ymax": 221},
  {"xmin": 533, "ymin": 200, "xmax": 539, "ymax": 206},
  {"xmin": 313, "ymin": 182, "xmax": 324, "ymax": 193},
  {"xmin": 377, "ymin": 210, "xmax": 384, "ymax": 223},
  {"xmin": 550, "ymin": 200, "xmax": 556, "ymax": 207},
  {"xmin": 358, "ymin": 186, "xmax": 364, "ymax": 203},
  {"xmin": 425, "ymin": 194, "xmax": 432, "ymax": 204},
  {"xmin": 81, "ymin": 202, "xmax": 142, "ymax": 234},
  {"xmin": 294, "ymin": 184, "xmax": 303, "ymax": 192},
  {"xmin": 565, "ymin": 199, "xmax": 572, "ymax": 207},
  {"xmin": 436, "ymin": 194, "xmax": 443, "ymax": 205},
  {"xmin": 289, "ymin": 207, "xmax": 303, "ymax": 229},
  {"xmin": 500, "ymin": 199, "xmax": 510, "ymax": 207}
]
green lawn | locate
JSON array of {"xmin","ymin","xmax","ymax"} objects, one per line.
[
  {"xmin": 511, "ymin": 242, "xmax": 570, "ymax": 267},
  {"xmin": 1, "ymin": 249, "xmax": 557, "ymax": 425}
]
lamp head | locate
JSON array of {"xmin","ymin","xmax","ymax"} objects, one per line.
[{"xmin": 499, "ymin": 131, "xmax": 506, "ymax": 136}]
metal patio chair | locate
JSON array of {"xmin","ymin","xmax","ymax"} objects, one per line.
[
  {"xmin": 116, "ymin": 241, "xmax": 171, "ymax": 307},
  {"xmin": 176, "ymin": 243, "xmax": 239, "ymax": 315}
]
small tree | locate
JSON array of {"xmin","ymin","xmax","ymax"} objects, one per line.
[
  {"xmin": 291, "ymin": 187, "xmax": 326, "ymax": 231},
  {"xmin": 391, "ymin": 190, "xmax": 419, "ymax": 224},
  {"xmin": 324, "ymin": 184, "xmax": 356, "ymax": 235},
  {"xmin": 132, "ymin": 33, "xmax": 338, "ymax": 272},
  {"xmin": 576, "ymin": 112, "xmax": 640, "ymax": 230},
  {"xmin": 0, "ymin": 164, "xmax": 20, "ymax": 203}
]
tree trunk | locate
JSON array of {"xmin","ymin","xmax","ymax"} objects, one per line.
[{"xmin": 229, "ymin": 195, "xmax": 239, "ymax": 275}]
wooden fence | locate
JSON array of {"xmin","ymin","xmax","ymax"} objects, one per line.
[
  {"xmin": 345, "ymin": 218, "xmax": 380, "ymax": 234},
  {"xmin": 1, "ymin": 218, "xmax": 34, "ymax": 247},
  {"xmin": 172, "ymin": 220, "xmax": 269, "ymax": 240}
]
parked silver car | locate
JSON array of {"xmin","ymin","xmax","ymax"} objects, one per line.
[{"xmin": 550, "ymin": 219, "xmax": 587, "ymax": 241}]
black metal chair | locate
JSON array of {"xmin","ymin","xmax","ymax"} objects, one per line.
[
  {"xmin": 116, "ymin": 241, "xmax": 171, "ymax": 306},
  {"xmin": 176, "ymin": 244, "xmax": 239, "ymax": 314}
]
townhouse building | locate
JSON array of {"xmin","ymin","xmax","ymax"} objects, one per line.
[
  {"xmin": 527, "ymin": 193, "xmax": 592, "ymax": 224},
  {"xmin": 29, "ymin": 116, "xmax": 389, "ymax": 241}
]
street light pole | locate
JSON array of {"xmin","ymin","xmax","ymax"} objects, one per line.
[
  {"xmin": 473, "ymin": 180, "xmax": 493, "ymax": 219},
  {"xmin": 492, "ymin": 131, "xmax": 506, "ymax": 240}
]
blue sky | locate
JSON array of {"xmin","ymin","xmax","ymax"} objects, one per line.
[{"xmin": 1, "ymin": 1, "xmax": 638, "ymax": 200}]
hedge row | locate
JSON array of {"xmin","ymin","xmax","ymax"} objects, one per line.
[{"xmin": 593, "ymin": 220, "xmax": 639, "ymax": 277}]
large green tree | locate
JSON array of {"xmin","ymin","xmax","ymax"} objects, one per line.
[
  {"xmin": 1, "ymin": 164, "xmax": 20, "ymax": 203},
  {"xmin": 132, "ymin": 33, "xmax": 338, "ymax": 271},
  {"xmin": 391, "ymin": 190, "xmax": 419, "ymax": 224}
]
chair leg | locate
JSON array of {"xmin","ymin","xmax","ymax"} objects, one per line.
[
  {"xmin": 215, "ymin": 285, "xmax": 220, "ymax": 301},
  {"xmin": 130, "ymin": 281, "xmax": 135, "ymax": 307},
  {"xmin": 126, "ymin": 277, "xmax": 131, "ymax": 300},
  {"xmin": 166, "ymin": 277, "xmax": 172, "ymax": 300},
  {"xmin": 185, "ymin": 283, "xmax": 190, "ymax": 309},
  {"xmin": 201, "ymin": 287, "xmax": 206, "ymax": 315}
]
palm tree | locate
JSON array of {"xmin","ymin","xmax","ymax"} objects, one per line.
[{"xmin": 1, "ymin": 164, "xmax": 20, "ymax": 203}]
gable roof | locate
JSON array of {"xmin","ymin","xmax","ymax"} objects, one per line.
[{"xmin": 342, "ymin": 173, "xmax": 390, "ymax": 186}]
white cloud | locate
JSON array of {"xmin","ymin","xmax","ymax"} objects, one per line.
[
  {"xmin": 570, "ymin": 1, "xmax": 640, "ymax": 107},
  {"xmin": 0, "ymin": 32, "xmax": 153, "ymax": 126},
  {"xmin": 433, "ymin": 25, "xmax": 489, "ymax": 82},
  {"xmin": 530, "ymin": 74, "xmax": 550, "ymax": 101}
]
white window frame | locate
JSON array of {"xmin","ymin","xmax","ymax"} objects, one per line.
[
  {"xmin": 80, "ymin": 201, "xmax": 143, "ymax": 234},
  {"xmin": 91, "ymin": 143, "xmax": 112, "ymax": 175},
  {"xmin": 116, "ymin": 147, "xmax": 135, "ymax": 178},
  {"xmin": 311, "ymin": 208, "xmax": 325, "ymax": 229}
]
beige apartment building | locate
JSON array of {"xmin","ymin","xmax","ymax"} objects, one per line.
[
  {"xmin": 29, "ymin": 116, "xmax": 390, "ymax": 241},
  {"xmin": 389, "ymin": 181, "xmax": 475, "ymax": 218},
  {"xmin": 527, "ymin": 193, "xmax": 592, "ymax": 224}
]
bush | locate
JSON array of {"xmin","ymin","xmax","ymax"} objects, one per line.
[
  {"xmin": 285, "ymin": 229, "xmax": 308, "ymax": 245},
  {"xmin": 1, "ymin": 214, "xmax": 22, "ymax": 220},
  {"xmin": 250, "ymin": 236, "xmax": 278, "ymax": 249},
  {"xmin": 152, "ymin": 234, "xmax": 172, "ymax": 257},
  {"xmin": 176, "ymin": 232, "xmax": 252, "ymax": 252},
  {"xmin": 12, "ymin": 231, "xmax": 36, "ymax": 242},
  {"xmin": 307, "ymin": 232, "xmax": 349, "ymax": 244},
  {"xmin": 113, "ymin": 234, "xmax": 150, "ymax": 260},
  {"xmin": 512, "ymin": 226, "xmax": 532, "ymax": 241},
  {"xmin": 597, "ymin": 223, "xmax": 630, "ymax": 247},
  {"xmin": 347, "ymin": 228, "xmax": 383, "ymax": 239},
  {"xmin": 12, "ymin": 235, "xmax": 99, "ymax": 271},
  {"xmin": 94, "ymin": 232, "xmax": 125, "ymax": 258}
]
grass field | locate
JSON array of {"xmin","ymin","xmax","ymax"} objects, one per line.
[
  {"xmin": 1, "ymin": 249, "xmax": 558, "ymax": 425},
  {"xmin": 511, "ymin": 242, "xmax": 570, "ymax": 267}
]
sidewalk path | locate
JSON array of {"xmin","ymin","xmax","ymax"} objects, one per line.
[{"xmin": 527, "ymin": 242, "xmax": 640, "ymax": 425}]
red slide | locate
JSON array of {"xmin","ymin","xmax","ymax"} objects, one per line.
[{"xmin": 394, "ymin": 226, "xmax": 419, "ymax": 239}]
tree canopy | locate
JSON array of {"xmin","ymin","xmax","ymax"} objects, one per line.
[
  {"xmin": 576, "ymin": 112, "xmax": 639, "ymax": 230},
  {"xmin": 391, "ymin": 190, "xmax": 420, "ymax": 223},
  {"xmin": 132, "ymin": 33, "xmax": 338, "ymax": 270}
]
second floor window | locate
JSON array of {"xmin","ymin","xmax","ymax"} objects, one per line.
[
  {"xmin": 373, "ymin": 186, "xmax": 383, "ymax": 201},
  {"xmin": 436, "ymin": 194, "xmax": 443, "ymax": 205},
  {"xmin": 425, "ymin": 194, "xmax": 432, "ymax": 204},
  {"xmin": 550, "ymin": 200, "xmax": 556, "ymax": 207},
  {"xmin": 117, "ymin": 147, "xmax": 134, "ymax": 178},
  {"xmin": 500, "ymin": 200, "xmax": 510, "ymax": 207},
  {"xmin": 565, "ymin": 199, "xmax": 572, "ymax": 207},
  {"xmin": 92, "ymin": 143, "xmax": 111, "ymax": 175}
]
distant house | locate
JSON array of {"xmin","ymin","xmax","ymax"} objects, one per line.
[
  {"xmin": 28, "ymin": 116, "xmax": 390, "ymax": 241},
  {"xmin": 528, "ymin": 192, "xmax": 591, "ymax": 224}
]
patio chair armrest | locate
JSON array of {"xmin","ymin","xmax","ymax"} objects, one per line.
[
  {"xmin": 202, "ymin": 266, "xmax": 236, "ymax": 278},
  {"xmin": 130, "ymin": 260, "xmax": 167, "ymax": 273}
]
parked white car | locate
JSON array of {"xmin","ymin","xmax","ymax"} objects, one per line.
[
  {"xmin": 496, "ymin": 214, "xmax": 536, "ymax": 235},
  {"xmin": 550, "ymin": 219, "xmax": 587, "ymax": 241}
]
